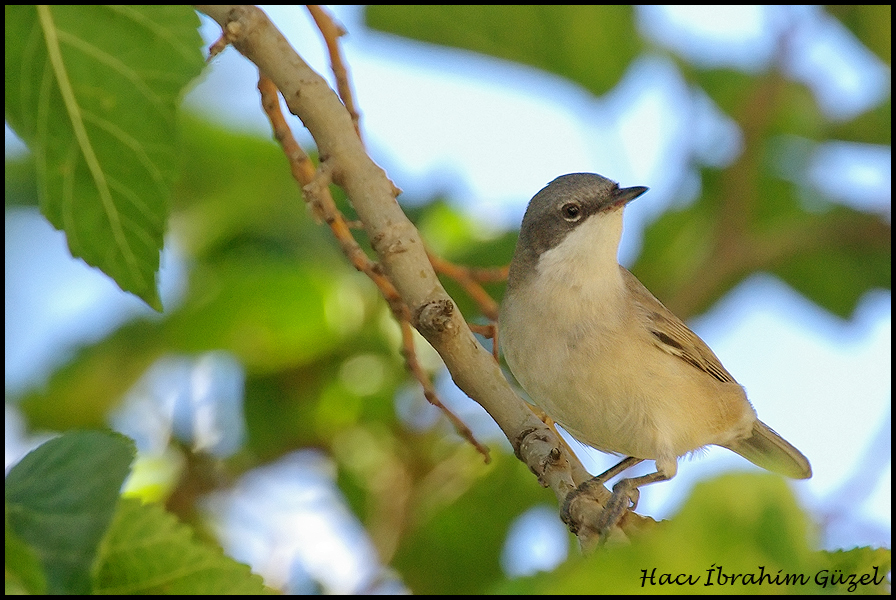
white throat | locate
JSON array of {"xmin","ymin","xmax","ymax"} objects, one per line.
[{"xmin": 535, "ymin": 209, "xmax": 625, "ymax": 296}]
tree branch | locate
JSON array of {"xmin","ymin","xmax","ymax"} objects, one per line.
[
  {"xmin": 256, "ymin": 74, "xmax": 490, "ymax": 459},
  {"xmin": 194, "ymin": 4, "xmax": 654, "ymax": 549}
]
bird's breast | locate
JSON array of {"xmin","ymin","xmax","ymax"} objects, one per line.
[{"xmin": 500, "ymin": 269, "xmax": 753, "ymax": 460}]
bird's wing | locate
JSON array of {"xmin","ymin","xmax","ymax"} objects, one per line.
[{"xmin": 621, "ymin": 267, "xmax": 737, "ymax": 384}]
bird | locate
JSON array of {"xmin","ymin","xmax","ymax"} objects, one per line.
[{"xmin": 499, "ymin": 173, "xmax": 811, "ymax": 538}]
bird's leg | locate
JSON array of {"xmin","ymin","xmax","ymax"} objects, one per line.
[
  {"xmin": 561, "ymin": 456, "xmax": 642, "ymax": 531},
  {"xmin": 595, "ymin": 469, "xmax": 670, "ymax": 538},
  {"xmin": 593, "ymin": 456, "xmax": 644, "ymax": 487}
]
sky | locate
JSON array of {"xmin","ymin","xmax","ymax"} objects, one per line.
[{"xmin": 5, "ymin": 5, "xmax": 891, "ymax": 593}]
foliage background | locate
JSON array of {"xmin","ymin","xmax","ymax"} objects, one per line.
[{"xmin": 5, "ymin": 5, "xmax": 890, "ymax": 594}]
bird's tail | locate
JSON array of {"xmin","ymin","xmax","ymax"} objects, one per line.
[{"xmin": 722, "ymin": 420, "xmax": 812, "ymax": 479}]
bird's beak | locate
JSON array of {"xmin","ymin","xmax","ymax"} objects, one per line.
[{"xmin": 611, "ymin": 185, "xmax": 648, "ymax": 209}]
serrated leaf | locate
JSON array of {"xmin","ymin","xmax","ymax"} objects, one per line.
[
  {"xmin": 94, "ymin": 498, "xmax": 274, "ymax": 595},
  {"xmin": 5, "ymin": 430, "xmax": 136, "ymax": 594},
  {"xmin": 4, "ymin": 5, "xmax": 205, "ymax": 310}
]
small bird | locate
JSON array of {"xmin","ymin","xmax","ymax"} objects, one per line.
[{"xmin": 499, "ymin": 173, "xmax": 811, "ymax": 537}]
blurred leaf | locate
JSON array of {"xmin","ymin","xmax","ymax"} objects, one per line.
[
  {"xmin": 3, "ymin": 154, "xmax": 38, "ymax": 208},
  {"xmin": 392, "ymin": 452, "xmax": 561, "ymax": 594},
  {"xmin": 633, "ymin": 162, "xmax": 890, "ymax": 319},
  {"xmin": 766, "ymin": 210, "xmax": 891, "ymax": 318},
  {"xmin": 409, "ymin": 198, "xmax": 515, "ymax": 321},
  {"xmin": 161, "ymin": 257, "xmax": 341, "ymax": 371},
  {"xmin": 18, "ymin": 319, "xmax": 167, "ymax": 430},
  {"xmin": 5, "ymin": 7, "xmax": 890, "ymax": 594},
  {"xmin": 5, "ymin": 510, "xmax": 48, "ymax": 595},
  {"xmin": 630, "ymin": 192, "xmax": 718, "ymax": 316},
  {"xmin": 15, "ymin": 117, "xmax": 369, "ymax": 431},
  {"xmin": 94, "ymin": 497, "xmax": 273, "ymax": 594},
  {"xmin": 17, "ymin": 257, "xmax": 356, "ymax": 430},
  {"xmin": 172, "ymin": 117, "xmax": 323, "ymax": 260},
  {"xmin": 4, "ymin": 5, "xmax": 205, "ymax": 309},
  {"xmin": 5, "ymin": 431, "xmax": 135, "ymax": 594},
  {"xmin": 693, "ymin": 70, "xmax": 829, "ymax": 141},
  {"xmin": 497, "ymin": 474, "xmax": 890, "ymax": 594},
  {"xmin": 829, "ymin": 97, "xmax": 891, "ymax": 145},
  {"xmin": 817, "ymin": 547, "xmax": 892, "ymax": 594},
  {"xmin": 690, "ymin": 51, "xmax": 889, "ymax": 149},
  {"xmin": 365, "ymin": 5, "xmax": 641, "ymax": 96},
  {"xmin": 826, "ymin": 5, "xmax": 891, "ymax": 67}
]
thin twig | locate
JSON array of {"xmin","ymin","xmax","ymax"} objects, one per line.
[
  {"xmin": 306, "ymin": 5, "xmax": 362, "ymax": 138},
  {"xmin": 194, "ymin": 5, "xmax": 654, "ymax": 547},
  {"xmin": 257, "ymin": 74, "xmax": 489, "ymax": 463},
  {"xmin": 400, "ymin": 319, "xmax": 491, "ymax": 461},
  {"xmin": 427, "ymin": 251, "xmax": 506, "ymax": 322}
]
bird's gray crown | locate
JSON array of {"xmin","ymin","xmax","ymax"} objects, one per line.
[{"xmin": 510, "ymin": 173, "xmax": 647, "ymax": 278}]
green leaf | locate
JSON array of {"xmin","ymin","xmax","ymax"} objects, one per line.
[
  {"xmin": 497, "ymin": 474, "xmax": 891, "ymax": 594},
  {"xmin": 94, "ymin": 497, "xmax": 274, "ymax": 594},
  {"xmin": 632, "ymin": 166, "xmax": 890, "ymax": 320},
  {"xmin": 4, "ymin": 5, "xmax": 205, "ymax": 310},
  {"xmin": 826, "ymin": 5, "xmax": 891, "ymax": 67},
  {"xmin": 5, "ymin": 509, "xmax": 48, "ymax": 595},
  {"xmin": 818, "ymin": 547, "xmax": 892, "ymax": 594},
  {"xmin": 392, "ymin": 453, "xmax": 561, "ymax": 594},
  {"xmin": 365, "ymin": 5, "xmax": 642, "ymax": 96},
  {"xmin": 5, "ymin": 430, "xmax": 136, "ymax": 594},
  {"xmin": 16, "ymin": 119, "xmax": 369, "ymax": 432}
]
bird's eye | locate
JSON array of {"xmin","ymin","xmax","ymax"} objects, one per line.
[{"xmin": 561, "ymin": 202, "xmax": 581, "ymax": 221}]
